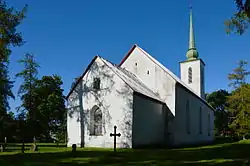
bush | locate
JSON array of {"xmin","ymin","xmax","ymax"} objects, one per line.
[
  {"xmin": 244, "ymin": 133, "xmax": 250, "ymax": 139},
  {"xmin": 215, "ymin": 136, "xmax": 240, "ymax": 143}
]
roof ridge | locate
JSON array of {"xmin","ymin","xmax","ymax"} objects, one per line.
[
  {"xmin": 100, "ymin": 57, "xmax": 164, "ymax": 103},
  {"xmin": 117, "ymin": 66, "xmax": 160, "ymax": 98},
  {"xmin": 136, "ymin": 46, "xmax": 199, "ymax": 95},
  {"xmin": 134, "ymin": 46, "xmax": 215, "ymax": 111}
]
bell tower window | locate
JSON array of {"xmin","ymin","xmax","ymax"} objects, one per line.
[{"xmin": 188, "ymin": 67, "xmax": 192, "ymax": 84}]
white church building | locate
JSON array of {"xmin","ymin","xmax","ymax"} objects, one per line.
[{"xmin": 66, "ymin": 10, "xmax": 215, "ymax": 148}]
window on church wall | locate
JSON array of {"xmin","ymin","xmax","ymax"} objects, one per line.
[
  {"xmin": 208, "ymin": 113, "xmax": 211, "ymax": 136},
  {"xmin": 93, "ymin": 77, "xmax": 100, "ymax": 90},
  {"xmin": 188, "ymin": 67, "xmax": 192, "ymax": 84},
  {"xmin": 186, "ymin": 100, "xmax": 190, "ymax": 134},
  {"xmin": 90, "ymin": 105, "xmax": 102, "ymax": 136},
  {"xmin": 199, "ymin": 107, "xmax": 202, "ymax": 134},
  {"xmin": 147, "ymin": 70, "xmax": 150, "ymax": 75},
  {"xmin": 133, "ymin": 62, "xmax": 138, "ymax": 73}
]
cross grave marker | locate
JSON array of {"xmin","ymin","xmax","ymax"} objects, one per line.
[{"xmin": 110, "ymin": 125, "xmax": 121, "ymax": 153}]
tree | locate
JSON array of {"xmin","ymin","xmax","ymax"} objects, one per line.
[
  {"xmin": 228, "ymin": 60, "xmax": 250, "ymax": 88},
  {"xmin": 225, "ymin": 0, "xmax": 250, "ymax": 34},
  {"xmin": 16, "ymin": 53, "xmax": 40, "ymax": 141},
  {"xmin": 227, "ymin": 84, "xmax": 250, "ymax": 137},
  {"xmin": 32, "ymin": 75, "xmax": 66, "ymax": 142},
  {"xmin": 14, "ymin": 112, "xmax": 28, "ymax": 142},
  {"xmin": 0, "ymin": 0, "xmax": 27, "ymax": 140},
  {"xmin": 206, "ymin": 89, "xmax": 231, "ymax": 136},
  {"xmin": 227, "ymin": 60, "xmax": 250, "ymax": 138}
]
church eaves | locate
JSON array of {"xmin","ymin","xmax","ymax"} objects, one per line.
[
  {"xmin": 118, "ymin": 44, "xmax": 215, "ymax": 112},
  {"xmin": 66, "ymin": 55, "xmax": 164, "ymax": 105}
]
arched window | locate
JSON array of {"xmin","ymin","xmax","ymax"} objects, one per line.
[
  {"xmin": 188, "ymin": 67, "xmax": 192, "ymax": 84},
  {"xmin": 186, "ymin": 100, "xmax": 190, "ymax": 134},
  {"xmin": 199, "ymin": 107, "xmax": 202, "ymax": 134},
  {"xmin": 208, "ymin": 113, "xmax": 211, "ymax": 136},
  {"xmin": 90, "ymin": 106, "xmax": 102, "ymax": 136}
]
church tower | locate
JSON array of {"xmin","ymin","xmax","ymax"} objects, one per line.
[{"xmin": 180, "ymin": 7, "xmax": 205, "ymax": 99}]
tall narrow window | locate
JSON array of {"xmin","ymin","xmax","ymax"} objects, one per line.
[
  {"xmin": 93, "ymin": 77, "xmax": 100, "ymax": 90},
  {"xmin": 186, "ymin": 100, "xmax": 190, "ymax": 134},
  {"xmin": 90, "ymin": 106, "xmax": 102, "ymax": 136},
  {"xmin": 208, "ymin": 113, "xmax": 211, "ymax": 136},
  {"xmin": 188, "ymin": 67, "xmax": 192, "ymax": 84},
  {"xmin": 199, "ymin": 107, "xmax": 202, "ymax": 134}
]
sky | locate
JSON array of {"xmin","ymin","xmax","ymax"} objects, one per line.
[{"xmin": 6, "ymin": 0, "xmax": 250, "ymax": 113}]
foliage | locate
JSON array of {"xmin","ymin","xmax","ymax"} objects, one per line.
[
  {"xmin": 227, "ymin": 84, "xmax": 250, "ymax": 136},
  {"xmin": 16, "ymin": 53, "xmax": 66, "ymax": 142},
  {"xmin": 14, "ymin": 114, "xmax": 28, "ymax": 142},
  {"xmin": 227, "ymin": 60, "xmax": 250, "ymax": 137},
  {"xmin": 228, "ymin": 60, "xmax": 250, "ymax": 88},
  {"xmin": 0, "ymin": 0, "xmax": 27, "ymax": 140},
  {"xmin": 15, "ymin": 53, "xmax": 40, "ymax": 140},
  {"xmin": 16, "ymin": 53, "xmax": 39, "ymax": 112},
  {"xmin": 206, "ymin": 90, "xmax": 231, "ymax": 136},
  {"xmin": 33, "ymin": 75, "xmax": 66, "ymax": 142},
  {"xmin": 225, "ymin": 0, "xmax": 250, "ymax": 34}
]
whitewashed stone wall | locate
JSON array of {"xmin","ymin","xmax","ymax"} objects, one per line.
[
  {"xmin": 132, "ymin": 93, "xmax": 166, "ymax": 147},
  {"xmin": 173, "ymin": 83, "xmax": 214, "ymax": 145},
  {"xmin": 120, "ymin": 47, "xmax": 176, "ymax": 116},
  {"xmin": 67, "ymin": 57, "xmax": 134, "ymax": 148},
  {"xmin": 180, "ymin": 59, "xmax": 205, "ymax": 99}
]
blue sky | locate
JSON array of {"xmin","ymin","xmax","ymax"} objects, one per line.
[{"xmin": 7, "ymin": 0, "xmax": 250, "ymax": 113}]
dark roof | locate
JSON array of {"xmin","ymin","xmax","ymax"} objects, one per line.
[
  {"xmin": 66, "ymin": 55, "xmax": 164, "ymax": 104},
  {"xmin": 67, "ymin": 44, "xmax": 215, "ymax": 112},
  {"xmin": 101, "ymin": 57, "xmax": 164, "ymax": 103},
  {"xmin": 118, "ymin": 45, "xmax": 215, "ymax": 112}
]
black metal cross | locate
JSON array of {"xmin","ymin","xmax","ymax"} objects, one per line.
[{"xmin": 110, "ymin": 125, "xmax": 121, "ymax": 152}]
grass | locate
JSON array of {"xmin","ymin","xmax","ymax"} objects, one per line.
[{"xmin": 0, "ymin": 140, "xmax": 250, "ymax": 165}]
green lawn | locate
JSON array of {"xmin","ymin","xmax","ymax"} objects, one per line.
[{"xmin": 0, "ymin": 140, "xmax": 250, "ymax": 166}]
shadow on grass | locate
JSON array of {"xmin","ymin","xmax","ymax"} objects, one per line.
[
  {"xmin": 2, "ymin": 147, "xmax": 31, "ymax": 152},
  {"xmin": 5, "ymin": 143, "xmax": 66, "ymax": 148},
  {"xmin": 0, "ymin": 142, "xmax": 249, "ymax": 166},
  {"xmin": 168, "ymin": 139, "xmax": 237, "ymax": 150},
  {"xmin": 2, "ymin": 144, "xmax": 66, "ymax": 152}
]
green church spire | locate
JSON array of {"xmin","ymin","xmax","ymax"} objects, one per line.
[
  {"xmin": 189, "ymin": 9, "xmax": 195, "ymax": 49},
  {"xmin": 186, "ymin": 6, "xmax": 198, "ymax": 60}
]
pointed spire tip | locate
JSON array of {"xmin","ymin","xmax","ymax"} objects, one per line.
[{"xmin": 186, "ymin": 4, "xmax": 198, "ymax": 60}]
